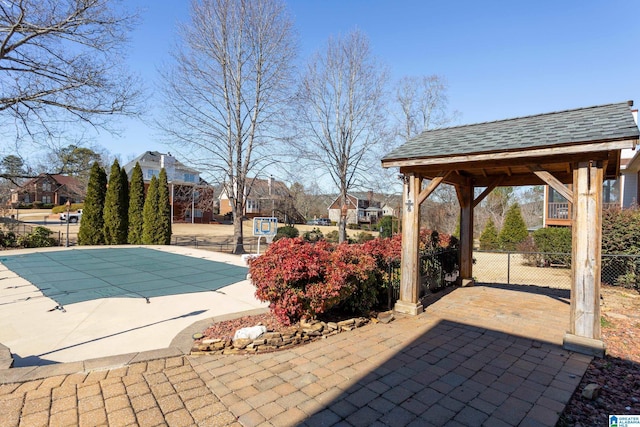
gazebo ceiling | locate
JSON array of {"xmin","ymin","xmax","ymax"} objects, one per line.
[{"xmin": 382, "ymin": 102, "xmax": 640, "ymax": 187}]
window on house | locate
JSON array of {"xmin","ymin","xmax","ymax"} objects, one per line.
[
  {"xmin": 145, "ymin": 169, "xmax": 159, "ymax": 179},
  {"xmin": 194, "ymin": 209, "xmax": 203, "ymax": 218},
  {"xmin": 42, "ymin": 182, "xmax": 51, "ymax": 191},
  {"xmin": 42, "ymin": 196, "xmax": 51, "ymax": 204},
  {"xmin": 183, "ymin": 173, "xmax": 196, "ymax": 183},
  {"xmin": 24, "ymin": 194, "xmax": 30, "ymax": 203}
]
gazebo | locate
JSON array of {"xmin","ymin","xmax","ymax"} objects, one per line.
[{"xmin": 381, "ymin": 101, "xmax": 639, "ymax": 356}]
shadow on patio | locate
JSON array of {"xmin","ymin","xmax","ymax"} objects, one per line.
[{"xmin": 296, "ymin": 283, "xmax": 585, "ymax": 426}]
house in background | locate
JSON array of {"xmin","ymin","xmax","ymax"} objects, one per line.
[
  {"xmin": 327, "ymin": 192, "xmax": 384, "ymax": 225},
  {"xmin": 218, "ymin": 176, "xmax": 304, "ymax": 223},
  {"xmin": 123, "ymin": 151, "xmax": 217, "ymax": 223},
  {"xmin": 543, "ymin": 109, "xmax": 640, "ymax": 227},
  {"xmin": 10, "ymin": 174, "xmax": 84, "ymax": 207}
]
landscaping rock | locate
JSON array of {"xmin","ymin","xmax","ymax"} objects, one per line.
[{"xmin": 582, "ymin": 383, "xmax": 601, "ymax": 400}]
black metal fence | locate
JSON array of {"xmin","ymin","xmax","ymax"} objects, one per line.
[
  {"xmin": 474, "ymin": 250, "xmax": 640, "ymax": 291},
  {"xmin": 384, "ymin": 247, "xmax": 460, "ymax": 308}
]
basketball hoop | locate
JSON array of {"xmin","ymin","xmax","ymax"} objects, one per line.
[{"xmin": 253, "ymin": 217, "xmax": 278, "ymax": 254}]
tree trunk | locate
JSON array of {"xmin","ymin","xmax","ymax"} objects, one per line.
[{"xmin": 232, "ymin": 198, "xmax": 245, "ymax": 254}]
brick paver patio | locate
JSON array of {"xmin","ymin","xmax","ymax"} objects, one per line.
[{"xmin": 0, "ymin": 284, "xmax": 591, "ymax": 426}]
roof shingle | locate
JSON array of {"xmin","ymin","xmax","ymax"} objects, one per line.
[{"xmin": 382, "ymin": 102, "xmax": 639, "ymax": 162}]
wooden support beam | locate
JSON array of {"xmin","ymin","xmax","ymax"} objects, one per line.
[
  {"xmin": 417, "ymin": 171, "xmax": 451, "ymax": 205},
  {"xmin": 564, "ymin": 161, "xmax": 604, "ymax": 356},
  {"xmin": 473, "ymin": 176, "xmax": 505, "ymax": 208},
  {"xmin": 396, "ymin": 173, "xmax": 423, "ymax": 315},
  {"xmin": 529, "ymin": 165, "xmax": 574, "ymax": 201},
  {"xmin": 456, "ymin": 180, "xmax": 474, "ymax": 285}
]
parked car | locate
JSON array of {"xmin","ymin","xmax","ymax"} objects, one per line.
[
  {"xmin": 60, "ymin": 209, "xmax": 82, "ymax": 223},
  {"xmin": 307, "ymin": 218, "xmax": 331, "ymax": 226}
]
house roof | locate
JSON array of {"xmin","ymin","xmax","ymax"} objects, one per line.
[
  {"xmin": 383, "ymin": 102, "xmax": 639, "ymax": 162},
  {"xmin": 123, "ymin": 151, "xmax": 200, "ymax": 176},
  {"xmin": 246, "ymin": 177, "xmax": 291, "ymax": 199},
  {"xmin": 18, "ymin": 174, "xmax": 85, "ymax": 197}
]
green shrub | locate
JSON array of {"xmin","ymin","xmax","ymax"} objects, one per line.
[
  {"xmin": 274, "ymin": 225, "xmax": 299, "ymax": 241},
  {"xmin": 158, "ymin": 168, "xmax": 172, "ymax": 244},
  {"xmin": 0, "ymin": 231, "xmax": 17, "ymax": 248},
  {"xmin": 377, "ymin": 216, "xmax": 393, "ymax": 238},
  {"xmin": 601, "ymin": 206, "xmax": 640, "ymax": 291},
  {"xmin": 127, "ymin": 163, "xmax": 145, "ymax": 244},
  {"xmin": 142, "ymin": 175, "xmax": 160, "ymax": 244},
  {"xmin": 479, "ymin": 218, "xmax": 499, "ymax": 250},
  {"xmin": 354, "ymin": 232, "xmax": 375, "ymax": 243},
  {"xmin": 103, "ymin": 159, "xmax": 129, "ymax": 245},
  {"xmin": 18, "ymin": 226, "xmax": 57, "ymax": 248},
  {"xmin": 303, "ymin": 227, "xmax": 324, "ymax": 242},
  {"xmin": 325, "ymin": 230, "xmax": 339, "ymax": 243},
  {"xmin": 78, "ymin": 162, "xmax": 107, "ymax": 245},
  {"xmin": 499, "ymin": 203, "xmax": 528, "ymax": 251},
  {"xmin": 347, "ymin": 223, "xmax": 360, "ymax": 230}
]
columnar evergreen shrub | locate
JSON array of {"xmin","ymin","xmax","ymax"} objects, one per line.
[
  {"xmin": 78, "ymin": 162, "xmax": 107, "ymax": 245},
  {"xmin": 479, "ymin": 218, "xmax": 500, "ymax": 250},
  {"xmin": 158, "ymin": 168, "xmax": 172, "ymax": 245},
  {"xmin": 128, "ymin": 163, "xmax": 145, "ymax": 244},
  {"xmin": 499, "ymin": 203, "xmax": 528, "ymax": 251},
  {"xmin": 103, "ymin": 159, "xmax": 129, "ymax": 244},
  {"xmin": 142, "ymin": 176, "xmax": 160, "ymax": 244}
]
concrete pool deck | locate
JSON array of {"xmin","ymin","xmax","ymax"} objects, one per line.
[{"xmin": 0, "ymin": 245, "xmax": 267, "ymax": 367}]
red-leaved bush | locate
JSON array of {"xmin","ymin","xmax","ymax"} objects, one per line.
[
  {"xmin": 249, "ymin": 229, "xmax": 456, "ymax": 325},
  {"xmin": 249, "ymin": 238, "xmax": 378, "ymax": 325}
]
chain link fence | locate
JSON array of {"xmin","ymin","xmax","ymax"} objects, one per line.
[
  {"xmin": 474, "ymin": 250, "xmax": 640, "ymax": 291},
  {"xmin": 172, "ymin": 235, "xmax": 264, "ymax": 253}
]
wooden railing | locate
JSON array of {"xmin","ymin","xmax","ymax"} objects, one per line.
[{"xmin": 548, "ymin": 202, "xmax": 620, "ymax": 220}]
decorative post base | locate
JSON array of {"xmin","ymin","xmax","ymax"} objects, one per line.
[
  {"xmin": 394, "ymin": 300, "xmax": 424, "ymax": 316},
  {"xmin": 563, "ymin": 333, "xmax": 606, "ymax": 358}
]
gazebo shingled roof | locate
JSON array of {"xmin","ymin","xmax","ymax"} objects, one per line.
[{"xmin": 382, "ymin": 102, "xmax": 639, "ymax": 187}]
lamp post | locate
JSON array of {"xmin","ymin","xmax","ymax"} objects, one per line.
[{"xmin": 65, "ymin": 200, "xmax": 71, "ymax": 247}]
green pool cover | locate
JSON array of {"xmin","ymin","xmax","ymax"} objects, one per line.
[{"xmin": 0, "ymin": 248, "xmax": 248, "ymax": 307}]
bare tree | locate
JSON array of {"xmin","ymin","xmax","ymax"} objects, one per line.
[
  {"xmin": 294, "ymin": 30, "xmax": 388, "ymax": 242},
  {"xmin": 394, "ymin": 75, "xmax": 459, "ymax": 141},
  {"xmin": 0, "ymin": 0, "xmax": 142, "ymax": 144},
  {"xmin": 158, "ymin": 0, "xmax": 296, "ymax": 254}
]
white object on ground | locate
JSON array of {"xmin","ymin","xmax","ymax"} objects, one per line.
[{"xmin": 233, "ymin": 325, "xmax": 267, "ymax": 340}]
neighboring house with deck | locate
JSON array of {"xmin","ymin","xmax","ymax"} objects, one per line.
[
  {"xmin": 327, "ymin": 192, "xmax": 384, "ymax": 225},
  {"xmin": 543, "ymin": 110, "xmax": 640, "ymax": 227},
  {"xmin": 10, "ymin": 174, "xmax": 84, "ymax": 207},
  {"xmin": 123, "ymin": 151, "xmax": 217, "ymax": 223},
  {"xmin": 218, "ymin": 176, "xmax": 304, "ymax": 223}
]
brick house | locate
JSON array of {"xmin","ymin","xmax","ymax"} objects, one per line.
[
  {"xmin": 10, "ymin": 174, "xmax": 84, "ymax": 207},
  {"xmin": 123, "ymin": 151, "xmax": 217, "ymax": 223}
]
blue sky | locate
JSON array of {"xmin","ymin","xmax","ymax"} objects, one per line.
[{"xmin": 102, "ymin": 0, "xmax": 640, "ymax": 164}]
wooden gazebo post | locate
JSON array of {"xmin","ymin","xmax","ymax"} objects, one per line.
[
  {"xmin": 396, "ymin": 173, "xmax": 423, "ymax": 315},
  {"xmin": 456, "ymin": 180, "xmax": 474, "ymax": 286},
  {"xmin": 563, "ymin": 161, "xmax": 606, "ymax": 356}
]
